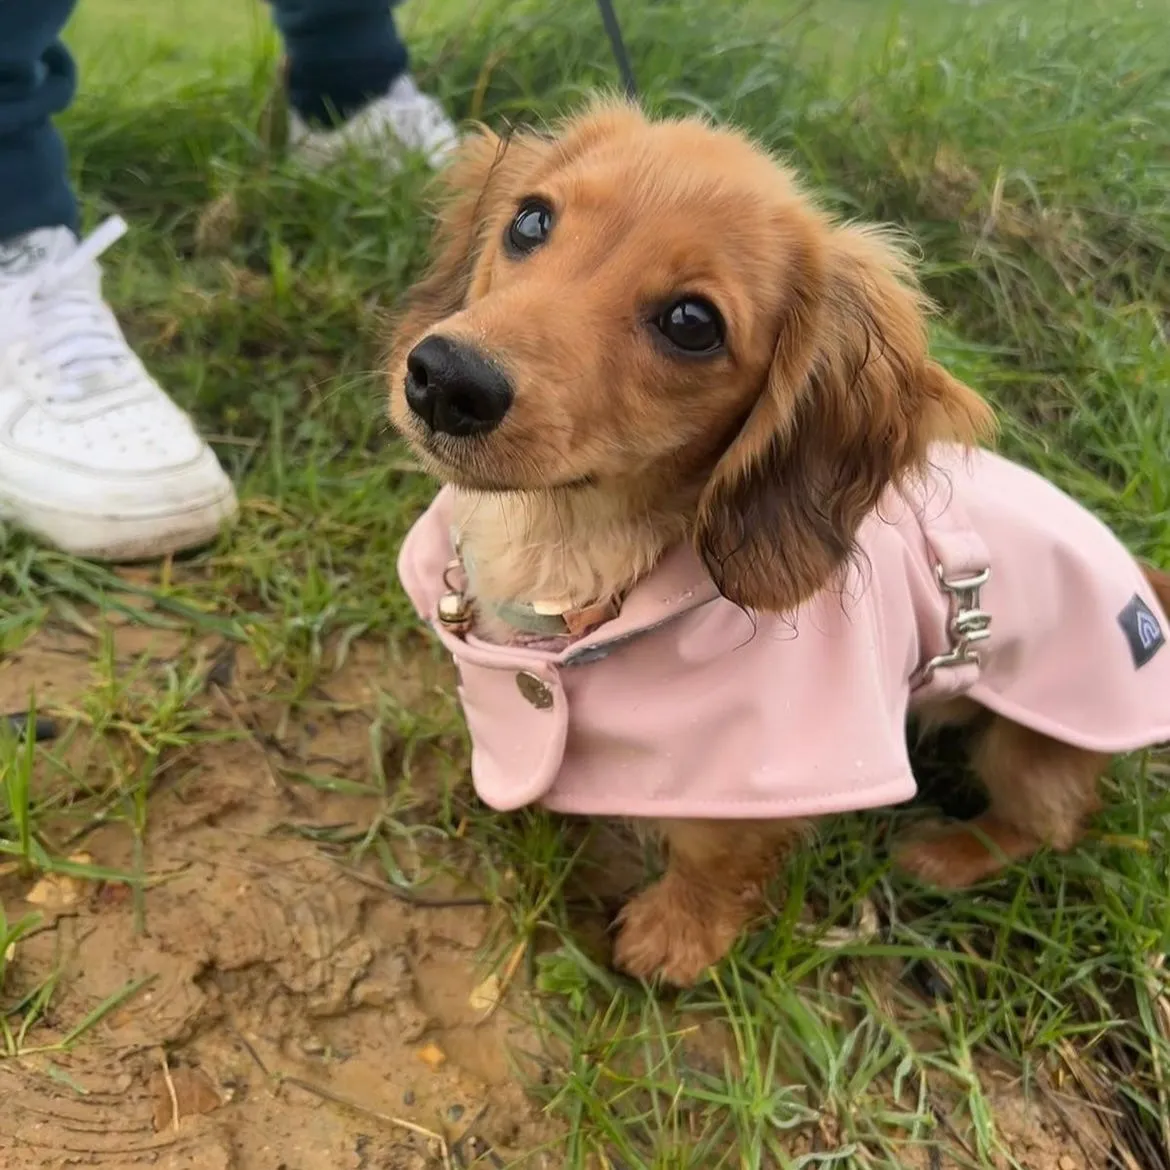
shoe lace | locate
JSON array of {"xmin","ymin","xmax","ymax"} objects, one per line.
[{"xmin": 0, "ymin": 216, "xmax": 135, "ymax": 402}]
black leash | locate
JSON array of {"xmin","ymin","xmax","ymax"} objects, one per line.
[{"xmin": 595, "ymin": 0, "xmax": 639, "ymax": 99}]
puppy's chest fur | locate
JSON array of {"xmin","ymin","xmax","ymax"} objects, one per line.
[{"xmin": 450, "ymin": 490, "xmax": 682, "ymax": 644}]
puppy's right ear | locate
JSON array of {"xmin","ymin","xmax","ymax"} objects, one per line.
[{"xmin": 392, "ymin": 126, "xmax": 551, "ymax": 342}]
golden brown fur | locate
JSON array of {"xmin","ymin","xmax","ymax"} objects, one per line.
[{"xmin": 387, "ymin": 98, "xmax": 1137, "ymax": 986}]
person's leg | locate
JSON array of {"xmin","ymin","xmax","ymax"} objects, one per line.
[
  {"xmin": 0, "ymin": 2, "xmax": 237, "ymax": 561},
  {"xmin": 272, "ymin": 0, "xmax": 409, "ymax": 126},
  {"xmin": 269, "ymin": 0, "xmax": 457, "ymax": 169},
  {"xmin": 0, "ymin": 0, "xmax": 79, "ymax": 242}
]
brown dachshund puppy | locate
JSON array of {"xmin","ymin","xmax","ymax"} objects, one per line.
[{"xmin": 388, "ymin": 99, "xmax": 1170, "ymax": 987}]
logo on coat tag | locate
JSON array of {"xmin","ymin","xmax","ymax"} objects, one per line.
[{"xmin": 1118, "ymin": 593, "xmax": 1165, "ymax": 668}]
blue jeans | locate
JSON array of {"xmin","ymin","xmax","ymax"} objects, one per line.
[{"xmin": 0, "ymin": 0, "xmax": 410, "ymax": 240}]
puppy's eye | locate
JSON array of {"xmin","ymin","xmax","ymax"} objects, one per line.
[
  {"xmin": 506, "ymin": 200, "xmax": 554, "ymax": 256},
  {"xmin": 655, "ymin": 297, "xmax": 725, "ymax": 354}
]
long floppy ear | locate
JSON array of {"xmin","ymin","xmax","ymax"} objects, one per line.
[
  {"xmin": 390, "ymin": 125, "xmax": 552, "ymax": 345},
  {"xmin": 695, "ymin": 223, "xmax": 996, "ymax": 613}
]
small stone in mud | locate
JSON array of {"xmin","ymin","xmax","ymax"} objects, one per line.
[
  {"xmin": 96, "ymin": 881, "xmax": 134, "ymax": 907},
  {"xmin": 395, "ymin": 1002, "xmax": 433, "ymax": 1043},
  {"xmin": 447, "ymin": 1103, "xmax": 464, "ymax": 1122},
  {"xmin": 300, "ymin": 1039, "xmax": 325, "ymax": 1057},
  {"xmin": 403, "ymin": 1089, "xmax": 416, "ymax": 1106},
  {"xmin": 352, "ymin": 977, "xmax": 396, "ymax": 1007}
]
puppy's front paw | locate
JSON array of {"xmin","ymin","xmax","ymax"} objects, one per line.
[{"xmin": 612, "ymin": 878, "xmax": 739, "ymax": 987}]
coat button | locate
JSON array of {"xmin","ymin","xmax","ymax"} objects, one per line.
[{"xmin": 515, "ymin": 671, "xmax": 554, "ymax": 710}]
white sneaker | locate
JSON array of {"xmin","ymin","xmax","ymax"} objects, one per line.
[
  {"xmin": 288, "ymin": 73, "xmax": 459, "ymax": 171},
  {"xmin": 0, "ymin": 217, "xmax": 238, "ymax": 562}
]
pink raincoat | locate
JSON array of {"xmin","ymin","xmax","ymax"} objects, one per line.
[{"xmin": 397, "ymin": 445, "xmax": 1170, "ymax": 819}]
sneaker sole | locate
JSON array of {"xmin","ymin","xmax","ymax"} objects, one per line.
[{"xmin": 2, "ymin": 487, "xmax": 239, "ymax": 563}]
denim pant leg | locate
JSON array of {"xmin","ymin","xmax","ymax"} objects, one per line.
[
  {"xmin": 270, "ymin": 0, "xmax": 409, "ymax": 124},
  {"xmin": 0, "ymin": 0, "xmax": 80, "ymax": 241}
]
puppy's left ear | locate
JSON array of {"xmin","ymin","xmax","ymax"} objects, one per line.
[{"xmin": 695, "ymin": 223, "xmax": 995, "ymax": 613}]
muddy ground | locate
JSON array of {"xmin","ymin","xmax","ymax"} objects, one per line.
[{"xmin": 0, "ymin": 620, "xmax": 568, "ymax": 1169}]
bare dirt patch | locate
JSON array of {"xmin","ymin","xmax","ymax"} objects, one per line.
[{"xmin": 0, "ymin": 621, "xmax": 560, "ymax": 1170}]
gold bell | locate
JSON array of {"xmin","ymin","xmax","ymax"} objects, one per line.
[
  {"xmin": 438, "ymin": 590, "xmax": 472, "ymax": 634},
  {"xmin": 438, "ymin": 558, "xmax": 472, "ymax": 633}
]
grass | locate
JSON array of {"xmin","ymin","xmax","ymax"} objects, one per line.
[{"xmin": 2, "ymin": 0, "xmax": 1170, "ymax": 1165}]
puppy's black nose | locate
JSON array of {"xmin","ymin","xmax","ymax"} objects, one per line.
[{"xmin": 404, "ymin": 335, "xmax": 514, "ymax": 437}]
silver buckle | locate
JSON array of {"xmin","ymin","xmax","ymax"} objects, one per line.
[{"xmin": 918, "ymin": 564, "xmax": 991, "ymax": 684}]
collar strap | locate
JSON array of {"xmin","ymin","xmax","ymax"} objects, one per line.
[
  {"xmin": 491, "ymin": 596, "xmax": 620, "ymax": 637},
  {"xmin": 454, "ymin": 533, "xmax": 621, "ymax": 638}
]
